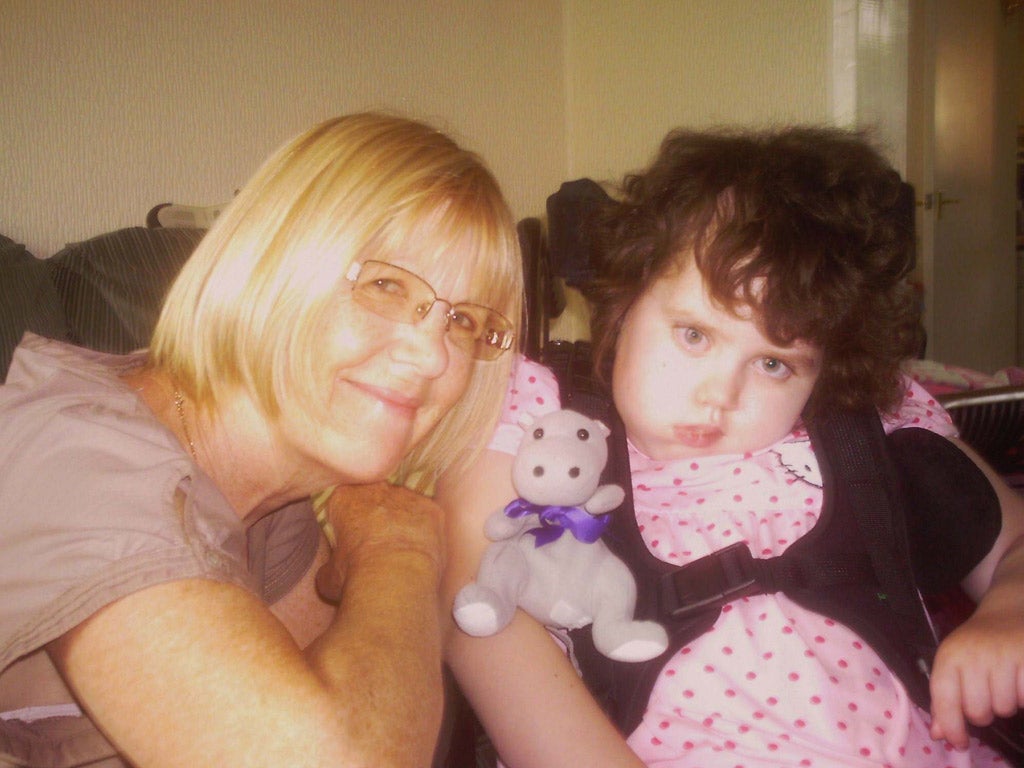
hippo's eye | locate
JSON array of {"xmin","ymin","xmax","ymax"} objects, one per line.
[
  {"xmin": 577, "ymin": 429, "xmax": 590, "ymax": 441},
  {"xmin": 533, "ymin": 428, "xmax": 544, "ymax": 440}
]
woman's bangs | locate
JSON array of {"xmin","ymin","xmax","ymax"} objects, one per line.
[{"xmin": 382, "ymin": 192, "xmax": 516, "ymax": 312}]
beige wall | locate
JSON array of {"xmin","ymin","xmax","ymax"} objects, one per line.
[
  {"xmin": 1, "ymin": 0, "xmax": 833, "ymax": 259},
  {"xmin": 565, "ymin": 0, "xmax": 833, "ymax": 182},
  {"xmin": 0, "ymin": 0, "xmax": 567, "ymax": 257}
]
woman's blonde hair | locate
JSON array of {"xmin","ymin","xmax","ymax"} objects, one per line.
[{"xmin": 150, "ymin": 112, "xmax": 522, "ymax": 489}]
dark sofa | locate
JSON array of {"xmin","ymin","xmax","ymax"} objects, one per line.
[{"xmin": 0, "ymin": 227, "xmax": 205, "ymax": 381}]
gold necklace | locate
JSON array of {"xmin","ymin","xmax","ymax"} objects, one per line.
[{"xmin": 173, "ymin": 388, "xmax": 198, "ymax": 460}]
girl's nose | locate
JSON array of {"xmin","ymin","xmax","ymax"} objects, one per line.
[{"xmin": 695, "ymin": 369, "xmax": 741, "ymax": 412}]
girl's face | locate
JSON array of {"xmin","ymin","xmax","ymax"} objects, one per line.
[
  {"xmin": 612, "ymin": 260, "xmax": 822, "ymax": 462},
  {"xmin": 278, "ymin": 253, "xmax": 478, "ymax": 485}
]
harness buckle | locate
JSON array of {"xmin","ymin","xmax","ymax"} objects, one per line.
[{"xmin": 659, "ymin": 542, "xmax": 762, "ymax": 619}]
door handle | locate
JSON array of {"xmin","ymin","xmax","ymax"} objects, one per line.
[
  {"xmin": 935, "ymin": 191, "xmax": 961, "ymax": 220},
  {"xmin": 920, "ymin": 191, "xmax": 961, "ymax": 219}
]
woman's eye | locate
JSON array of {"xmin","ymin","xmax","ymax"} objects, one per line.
[
  {"xmin": 758, "ymin": 357, "xmax": 793, "ymax": 379},
  {"xmin": 449, "ymin": 308, "xmax": 480, "ymax": 334},
  {"xmin": 370, "ymin": 277, "xmax": 408, "ymax": 297}
]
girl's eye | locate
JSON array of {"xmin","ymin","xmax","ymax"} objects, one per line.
[
  {"xmin": 675, "ymin": 326, "xmax": 708, "ymax": 350},
  {"xmin": 758, "ymin": 357, "xmax": 793, "ymax": 380}
]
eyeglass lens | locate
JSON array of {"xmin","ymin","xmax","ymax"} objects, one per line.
[{"xmin": 349, "ymin": 260, "xmax": 513, "ymax": 360}]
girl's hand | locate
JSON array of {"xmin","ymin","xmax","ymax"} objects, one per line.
[
  {"xmin": 929, "ymin": 597, "xmax": 1024, "ymax": 748},
  {"xmin": 930, "ymin": 442, "xmax": 1024, "ymax": 750}
]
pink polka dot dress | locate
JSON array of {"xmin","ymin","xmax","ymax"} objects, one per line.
[{"xmin": 496, "ymin": 358, "xmax": 1006, "ymax": 767}]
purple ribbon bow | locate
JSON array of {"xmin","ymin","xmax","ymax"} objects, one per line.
[{"xmin": 504, "ymin": 498, "xmax": 611, "ymax": 547}]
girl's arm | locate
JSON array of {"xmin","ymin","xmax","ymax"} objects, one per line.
[
  {"xmin": 927, "ymin": 438, "xmax": 1024, "ymax": 748},
  {"xmin": 437, "ymin": 448, "xmax": 646, "ymax": 768},
  {"xmin": 47, "ymin": 482, "xmax": 445, "ymax": 768}
]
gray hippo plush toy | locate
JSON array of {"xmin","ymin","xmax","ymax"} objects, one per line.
[{"xmin": 453, "ymin": 408, "xmax": 668, "ymax": 662}]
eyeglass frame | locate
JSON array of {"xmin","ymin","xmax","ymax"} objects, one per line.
[{"xmin": 344, "ymin": 259, "xmax": 515, "ymax": 361}]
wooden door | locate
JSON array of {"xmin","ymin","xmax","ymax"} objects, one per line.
[{"xmin": 911, "ymin": 0, "xmax": 1019, "ymax": 370}]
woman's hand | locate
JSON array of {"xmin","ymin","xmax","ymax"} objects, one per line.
[{"xmin": 316, "ymin": 481, "xmax": 445, "ymax": 603}]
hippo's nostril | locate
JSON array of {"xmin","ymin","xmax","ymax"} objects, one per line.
[
  {"xmin": 533, "ymin": 466, "xmax": 544, "ymax": 477},
  {"xmin": 569, "ymin": 467, "xmax": 580, "ymax": 478}
]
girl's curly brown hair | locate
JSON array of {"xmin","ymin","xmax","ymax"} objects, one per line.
[{"xmin": 586, "ymin": 126, "xmax": 924, "ymax": 417}]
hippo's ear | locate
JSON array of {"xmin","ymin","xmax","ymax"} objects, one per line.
[{"xmin": 593, "ymin": 418, "xmax": 611, "ymax": 439}]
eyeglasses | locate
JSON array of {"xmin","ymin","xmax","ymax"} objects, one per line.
[{"xmin": 345, "ymin": 260, "xmax": 515, "ymax": 361}]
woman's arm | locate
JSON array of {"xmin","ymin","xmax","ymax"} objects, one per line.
[
  {"xmin": 437, "ymin": 448, "xmax": 646, "ymax": 768},
  {"xmin": 48, "ymin": 482, "xmax": 445, "ymax": 768},
  {"xmin": 928, "ymin": 439, "xmax": 1024, "ymax": 748}
]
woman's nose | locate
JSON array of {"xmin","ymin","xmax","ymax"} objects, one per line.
[{"xmin": 391, "ymin": 301, "xmax": 451, "ymax": 378}]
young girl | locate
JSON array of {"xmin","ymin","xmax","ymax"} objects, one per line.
[{"xmin": 439, "ymin": 127, "xmax": 1024, "ymax": 768}]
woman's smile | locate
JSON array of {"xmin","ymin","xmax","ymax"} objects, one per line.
[{"xmin": 345, "ymin": 378, "xmax": 424, "ymax": 417}]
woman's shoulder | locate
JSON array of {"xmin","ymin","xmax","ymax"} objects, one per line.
[
  {"xmin": 4, "ymin": 333, "xmax": 146, "ymax": 389},
  {"xmin": 0, "ymin": 338, "xmax": 253, "ymax": 675},
  {"xmin": 1, "ymin": 336, "xmax": 174, "ymax": 467},
  {"xmin": 0, "ymin": 334, "xmax": 246, "ymax": 585}
]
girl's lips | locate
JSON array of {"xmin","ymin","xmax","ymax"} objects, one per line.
[{"xmin": 673, "ymin": 424, "xmax": 723, "ymax": 449}]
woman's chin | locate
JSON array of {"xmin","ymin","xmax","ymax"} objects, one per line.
[{"xmin": 333, "ymin": 454, "xmax": 404, "ymax": 485}]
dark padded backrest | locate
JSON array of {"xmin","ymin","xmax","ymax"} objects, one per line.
[
  {"xmin": 518, "ymin": 217, "xmax": 565, "ymax": 360},
  {"xmin": 48, "ymin": 227, "xmax": 205, "ymax": 353},
  {"xmin": 0, "ymin": 236, "xmax": 70, "ymax": 382}
]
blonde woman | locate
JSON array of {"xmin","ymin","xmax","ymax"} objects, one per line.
[{"xmin": 0, "ymin": 113, "xmax": 522, "ymax": 768}]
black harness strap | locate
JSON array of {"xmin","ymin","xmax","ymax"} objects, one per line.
[
  {"xmin": 816, "ymin": 409, "xmax": 925, "ymax": 620},
  {"xmin": 784, "ymin": 409, "xmax": 938, "ymax": 709}
]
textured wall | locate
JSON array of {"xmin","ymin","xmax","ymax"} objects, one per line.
[
  {"xmin": 565, "ymin": 0, "xmax": 832, "ymax": 182},
  {"xmin": 1, "ymin": 1, "xmax": 833, "ymax": 259},
  {"xmin": 0, "ymin": 0, "xmax": 566, "ymax": 257}
]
